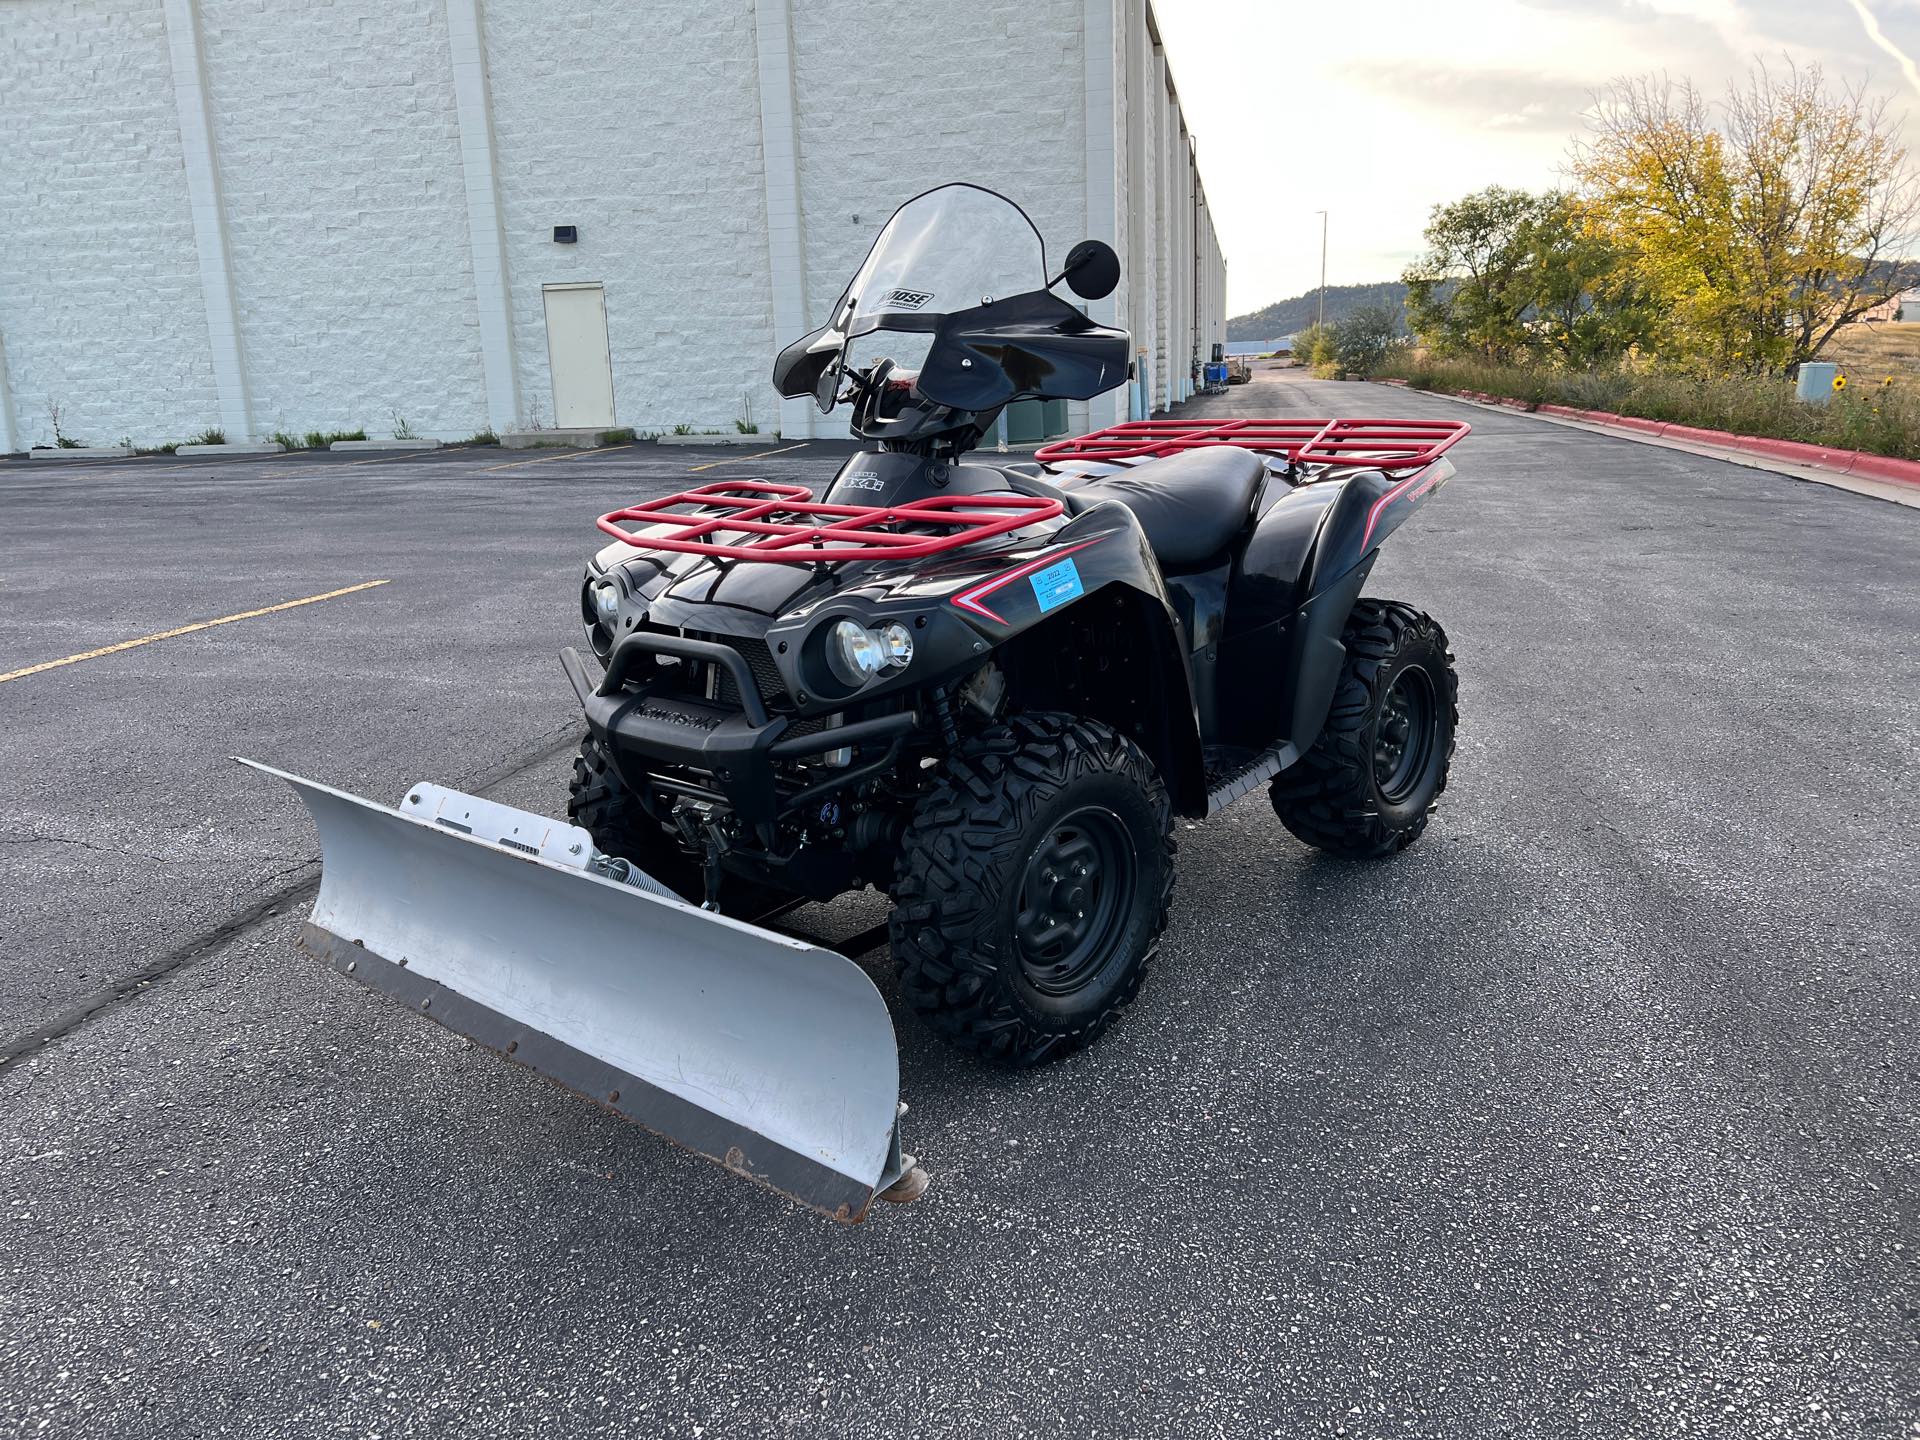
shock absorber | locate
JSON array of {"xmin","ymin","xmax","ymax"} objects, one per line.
[{"xmin": 930, "ymin": 684, "xmax": 960, "ymax": 748}]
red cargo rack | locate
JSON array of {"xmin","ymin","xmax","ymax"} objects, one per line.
[
  {"xmin": 1033, "ymin": 417, "xmax": 1469, "ymax": 471},
  {"xmin": 596, "ymin": 481, "xmax": 1062, "ymax": 564}
]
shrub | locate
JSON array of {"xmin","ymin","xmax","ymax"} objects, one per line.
[
  {"xmin": 48, "ymin": 400, "xmax": 82, "ymax": 448},
  {"xmin": 1330, "ymin": 306, "xmax": 1406, "ymax": 378},
  {"xmin": 1292, "ymin": 323, "xmax": 1335, "ymax": 373},
  {"xmin": 1373, "ymin": 354, "xmax": 1920, "ymax": 460},
  {"xmin": 302, "ymin": 428, "xmax": 367, "ymax": 449}
]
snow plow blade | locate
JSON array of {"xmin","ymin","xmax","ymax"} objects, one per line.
[{"xmin": 238, "ymin": 758, "xmax": 920, "ymax": 1222}]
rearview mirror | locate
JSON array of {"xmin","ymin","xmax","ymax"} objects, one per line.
[{"xmin": 1060, "ymin": 239, "xmax": 1120, "ymax": 301}]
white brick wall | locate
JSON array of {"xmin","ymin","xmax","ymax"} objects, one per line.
[
  {"xmin": 791, "ymin": 0, "xmax": 1087, "ymax": 309},
  {"xmin": 199, "ymin": 0, "xmax": 485, "ymax": 441},
  {"xmin": 0, "ymin": 0, "xmax": 218, "ymax": 448},
  {"xmin": 785, "ymin": 0, "xmax": 1089, "ymax": 439},
  {"xmin": 481, "ymin": 0, "xmax": 779, "ymax": 435},
  {"xmin": 0, "ymin": 0, "xmax": 1223, "ymax": 450}
]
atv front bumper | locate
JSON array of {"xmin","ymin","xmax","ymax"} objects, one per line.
[{"xmin": 560, "ymin": 644, "xmax": 917, "ymax": 828}]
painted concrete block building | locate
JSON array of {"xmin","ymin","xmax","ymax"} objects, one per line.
[{"xmin": 0, "ymin": 0, "xmax": 1226, "ymax": 450}]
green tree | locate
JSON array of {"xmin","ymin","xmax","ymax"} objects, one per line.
[
  {"xmin": 1520, "ymin": 196, "xmax": 1655, "ymax": 366},
  {"xmin": 1404, "ymin": 187, "xmax": 1651, "ymax": 367},
  {"xmin": 1330, "ymin": 305, "xmax": 1404, "ymax": 376},
  {"xmin": 1403, "ymin": 187, "xmax": 1545, "ymax": 362}
]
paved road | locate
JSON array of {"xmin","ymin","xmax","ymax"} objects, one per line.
[{"xmin": 2, "ymin": 370, "xmax": 1915, "ymax": 1438}]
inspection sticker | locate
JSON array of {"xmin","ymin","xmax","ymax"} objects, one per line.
[{"xmin": 1028, "ymin": 558, "xmax": 1085, "ymax": 613}]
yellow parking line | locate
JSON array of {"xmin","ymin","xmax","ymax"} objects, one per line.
[
  {"xmin": 0, "ymin": 580, "xmax": 392, "ymax": 685},
  {"xmin": 687, "ymin": 442, "xmax": 809, "ymax": 472},
  {"xmin": 481, "ymin": 443, "xmax": 633, "ymax": 473}
]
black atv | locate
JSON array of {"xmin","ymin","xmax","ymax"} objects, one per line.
[{"xmin": 566, "ymin": 184, "xmax": 1465, "ymax": 1066}]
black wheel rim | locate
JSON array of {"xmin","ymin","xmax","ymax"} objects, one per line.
[
  {"xmin": 1373, "ymin": 666, "xmax": 1437, "ymax": 804},
  {"xmin": 1013, "ymin": 806, "xmax": 1136, "ymax": 996}
]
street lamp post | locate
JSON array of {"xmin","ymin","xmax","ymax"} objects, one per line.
[{"xmin": 1316, "ymin": 210, "xmax": 1328, "ymax": 332}]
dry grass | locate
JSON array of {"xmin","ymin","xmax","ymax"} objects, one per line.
[
  {"xmin": 1379, "ymin": 354, "xmax": 1920, "ymax": 459},
  {"xmin": 1824, "ymin": 321, "xmax": 1920, "ymax": 390}
]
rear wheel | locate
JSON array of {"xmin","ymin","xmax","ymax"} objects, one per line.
[
  {"xmin": 1269, "ymin": 599, "xmax": 1457, "ymax": 857},
  {"xmin": 889, "ymin": 713, "xmax": 1175, "ymax": 1066}
]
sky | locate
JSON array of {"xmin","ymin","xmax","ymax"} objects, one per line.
[{"xmin": 1150, "ymin": 0, "xmax": 1920, "ymax": 316}]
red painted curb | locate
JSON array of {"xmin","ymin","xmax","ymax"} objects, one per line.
[
  {"xmin": 1731, "ymin": 436, "xmax": 1855, "ymax": 468},
  {"xmin": 1659, "ymin": 422, "xmax": 1744, "ymax": 448},
  {"xmin": 1842, "ymin": 451, "xmax": 1920, "ymax": 484},
  {"xmin": 1403, "ymin": 381, "xmax": 1920, "ymax": 488},
  {"xmin": 1606, "ymin": 415, "xmax": 1668, "ymax": 436}
]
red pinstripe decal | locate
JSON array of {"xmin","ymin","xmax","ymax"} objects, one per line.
[
  {"xmin": 949, "ymin": 538, "xmax": 1107, "ymax": 625},
  {"xmin": 1360, "ymin": 465, "xmax": 1443, "ymax": 548}
]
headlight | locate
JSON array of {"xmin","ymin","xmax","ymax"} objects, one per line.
[
  {"xmin": 593, "ymin": 581, "xmax": 621, "ymax": 621},
  {"xmin": 880, "ymin": 622, "xmax": 914, "ymax": 667},
  {"xmin": 824, "ymin": 618, "xmax": 912, "ymax": 688},
  {"xmin": 826, "ymin": 619, "xmax": 887, "ymax": 687}
]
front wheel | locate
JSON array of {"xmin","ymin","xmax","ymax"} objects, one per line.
[
  {"xmin": 566, "ymin": 733, "xmax": 703, "ymax": 899},
  {"xmin": 1269, "ymin": 599, "xmax": 1457, "ymax": 858},
  {"xmin": 888, "ymin": 714, "xmax": 1175, "ymax": 1066}
]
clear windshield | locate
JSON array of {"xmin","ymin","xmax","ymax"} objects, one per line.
[
  {"xmin": 771, "ymin": 185, "xmax": 1058, "ymax": 413},
  {"xmin": 835, "ymin": 185, "xmax": 1047, "ymax": 336}
]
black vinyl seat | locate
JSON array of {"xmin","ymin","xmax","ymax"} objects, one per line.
[{"xmin": 1060, "ymin": 446, "xmax": 1265, "ymax": 568}]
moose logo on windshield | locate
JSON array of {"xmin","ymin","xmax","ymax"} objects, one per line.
[{"xmin": 885, "ymin": 288, "xmax": 934, "ymax": 310}]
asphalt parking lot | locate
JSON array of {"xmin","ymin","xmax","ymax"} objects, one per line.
[{"xmin": 2, "ymin": 369, "xmax": 1915, "ymax": 1438}]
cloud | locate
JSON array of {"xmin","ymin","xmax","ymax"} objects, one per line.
[
  {"xmin": 1730, "ymin": 0, "xmax": 1920, "ymax": 79},
  {"xmin": 1338, "ymin": 62, "xmax": 1599, "ymax": 132}
]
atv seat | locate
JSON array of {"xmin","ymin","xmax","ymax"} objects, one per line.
[{"xmin": 1060, "ymin": 446, "xmax": 1264, "ymax": 568}]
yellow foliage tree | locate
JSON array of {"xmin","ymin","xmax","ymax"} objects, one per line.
[{"xmin": 1573, "ymin": 62, "xmax": 1920, "ymax": 374}]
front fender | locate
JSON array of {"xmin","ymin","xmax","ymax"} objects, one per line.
[{"xmin": 974, "ymin": 503, "xmax": 1208, "ymax": 814}]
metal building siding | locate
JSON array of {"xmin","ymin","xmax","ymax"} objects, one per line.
[{"xmin": 0, "ymin": 0, "xmax": 1225, "ymax": 447}]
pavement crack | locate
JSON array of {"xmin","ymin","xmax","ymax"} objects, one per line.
[
  {"xmin": 0, "ymin": 722, "xmax": 588, "ymax": 1073},
  {"xmin": 250, "ymin": 857, "xmax": 319, "ymax": 890},
  {"xmin": 1, "ymin": 830, "xmax": 171, "ymax": 863}
]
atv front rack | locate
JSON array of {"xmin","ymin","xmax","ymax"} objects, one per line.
[
  {"xmin": 597, "ymin": 481, "xmax": 1062, "ymax": 564},
  {"xmin": 1034, "ymin": 417, "xmax": 1469, "ymax": 471}
]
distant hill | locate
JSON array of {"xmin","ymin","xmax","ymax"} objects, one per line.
[{"xmin": 1227, "ymin": 282, "xmax": 1409, "ymax": 341}]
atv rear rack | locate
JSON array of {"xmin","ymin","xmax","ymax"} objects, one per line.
[
  {"xmin": 597, "ymin": 481, "xmax": 1062, "ymax": 564},
  {"xmin": 1034, "ymin": 417, "xmax": 1470, "ymax": 471}
]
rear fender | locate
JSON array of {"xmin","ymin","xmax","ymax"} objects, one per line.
[
  {"xmin": 1217, "ymin": 459, "xmax": 1451, "ymax": 753},
  {"xmin": 1235, "ymin": 458, "xmax": 1454, "ymax": 626}
]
